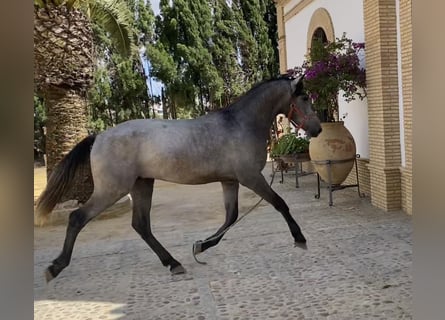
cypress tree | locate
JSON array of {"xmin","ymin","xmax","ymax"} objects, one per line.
[
  {"xmin": 210, "ymin": 0, "xmax": 244, "ymax": 107},
  {"xmin": 232, "ymin": 0, "xmax": 278, "ymax": 84},
  {"xmin": 147, "ymin": 0, "xmax": 279, "ymax": 116},
  {"xmin": 146, "ymin": 0, "xmax": 183, "ymax": 118}
]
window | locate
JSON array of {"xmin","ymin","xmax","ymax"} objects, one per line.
[{"xmin": 312, "ymin": 27, "xmax": 328, "ymax": 45}]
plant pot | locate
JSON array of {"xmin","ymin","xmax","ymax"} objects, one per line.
[
  {"xmin": 278, "ymin": 152, "xmax": 310, "ymax": 163},
  {"xmin": 309, "ymin": 122, "xmax": 356, "ymax": 185}
]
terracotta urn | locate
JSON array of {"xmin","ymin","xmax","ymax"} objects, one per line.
[{"xmin": 309, "ymin": 122, "xmax": 356, "ymax": 185}]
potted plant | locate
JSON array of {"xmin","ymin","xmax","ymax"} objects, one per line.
[
  {"xmin": 270, "ymin": 133, "xmax": 311, "ymax": 175},
  {"xmin": 289, "ymin": 33, "xmax": 367, "ymax": 185},
  {"xmin": 270, "ymin": 133, "xmax": 310, "ymax": 159}
]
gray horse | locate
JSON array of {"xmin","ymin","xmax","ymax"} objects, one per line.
[{"xmin": 36, "ymin": 75, "xmax": 322, "ymax": 281}]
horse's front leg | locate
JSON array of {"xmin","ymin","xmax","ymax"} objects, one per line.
[
  {"xmin": 238, "ymin": 172, "xmax": 307, "ymax": 248},
  {"xmin": 193, "ymin": 181, "xmax": 239, "ymax": 254}
]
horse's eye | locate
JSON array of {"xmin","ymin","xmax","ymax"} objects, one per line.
[{"xmin": 302, "ymin": 96, "xmax": 309, "ymax": 101}]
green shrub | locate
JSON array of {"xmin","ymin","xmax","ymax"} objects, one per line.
[{"xmin": 270, "ymin": 134, "xmax": 309, "ymax": 157}]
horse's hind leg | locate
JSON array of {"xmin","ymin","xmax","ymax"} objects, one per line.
[
  {"xmin": 194, "ymin": 181, "xmax": 239, "ymax": 254},
  {"xmin": 130, "ymin": 178, "xmax": 185, "ymax": 274},
  {"xmin": 238, "ymin": 173, "xmax": 307, "ymax": 248},
  {"xmin": 45, "ymin": 192, "xmax": 126, "ymax": 282}
]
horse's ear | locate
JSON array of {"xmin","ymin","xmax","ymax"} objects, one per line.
[{"xmin": 290, "ymin": 75, "xmax": 304, "ymax": 95}]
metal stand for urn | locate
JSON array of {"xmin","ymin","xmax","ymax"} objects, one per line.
[{"xmin": 313, "ymin": 154, "xmax": 365, "ymax": 206}]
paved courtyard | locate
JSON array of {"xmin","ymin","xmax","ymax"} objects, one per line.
[{"xmin": 34, "ymin": 164, "xmax": 412, "ymax": 319}]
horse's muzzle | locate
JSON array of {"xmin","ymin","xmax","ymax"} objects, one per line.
[
  {"xmin": 313, "ymin": 126, "xmax": 322, "ymax": 137},
  {"xmin": 306, "ymin": 123, "xmax": 322, "ymax": 138}
]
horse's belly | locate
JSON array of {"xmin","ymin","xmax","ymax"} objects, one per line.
[
  {"xmin": 145, "ymin": 171, "xmax": 235, "ymax": 185},
  {"xmin": 138, "ymin": 158, "xmax": 234, "ymax": 185}
]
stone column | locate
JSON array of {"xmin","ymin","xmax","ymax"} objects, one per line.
[
  {"xmin": 363, "ymin": 0, "xmax": 402, "ymax": 211},
  {"xmin": 275, "ymin": 1, "xmax": 287, "ymax": 74},
  {"xmin": 399, "ymin": 0, "xmax": 412, "ymax": 214}
]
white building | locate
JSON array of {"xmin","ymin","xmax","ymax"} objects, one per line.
[{"xmin": 276, "ymin": 0, "xmax": 412, "ymax": 214}]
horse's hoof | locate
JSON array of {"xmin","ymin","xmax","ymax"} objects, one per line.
[
  {"xmin": 293, "ymin": 231, "xmax": 307, "ymax": 244},
  {"xmin": 170, "ymin": 264, "xmax": 186, "ymax": 275},
  {"xmin": 193, "ymin": 240, "xmax": 204, "ymax": 255},
  {"xmin": 294, "ymin": 241, "xmax": 308, "ymax": 250},
  {"xmin": 44, "ymin": 268, "xmax": 55, "ymax": 283}
]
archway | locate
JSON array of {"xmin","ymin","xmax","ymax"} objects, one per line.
[{"xmin": 306, "ymin": 8, "xmax": 335, "ymax": 50}]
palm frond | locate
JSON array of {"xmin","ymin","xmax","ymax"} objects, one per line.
[
  {"xmin": 89, "ymin": 0, "xmax": 135, "ymax": 57},
  {"xmin": 66, "ymin": 0, "xmax": 79, "ymax": 9},
  {"xmin": 34, "ymin": 0, "xmax": 46, "ymax": 8},
  {"xmin": 34, "ymin": 0, "xmax": 66, "ymax": 7}
]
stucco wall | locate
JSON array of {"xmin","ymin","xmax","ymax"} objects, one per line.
[{"xmin": 283, "ymin": 0, "xmax": 369, "ymax": 158}]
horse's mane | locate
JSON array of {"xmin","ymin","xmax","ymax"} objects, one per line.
[{"xmin": 221, "ymin": 75, "xmax": 293, "ymax": 112}]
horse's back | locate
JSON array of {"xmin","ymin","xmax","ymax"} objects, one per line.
[{"xmin": 90, "ymin": 117, "xmax": 243, "ymax": 184}]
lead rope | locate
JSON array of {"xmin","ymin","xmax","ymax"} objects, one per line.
[{"xmin": 192, "ymin": 166, "xmax": 277, "ymax": 265}]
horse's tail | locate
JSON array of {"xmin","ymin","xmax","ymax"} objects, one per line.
[{"xmin": 35, "ymin": 134, "xmax": 96, "ymax": 226}]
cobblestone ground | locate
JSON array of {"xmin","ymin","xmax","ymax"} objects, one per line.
[{"xmin": 34, "ymin": 165, "xmax": 412, "ymax": 319}]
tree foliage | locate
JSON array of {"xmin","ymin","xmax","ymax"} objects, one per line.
[
  {"xmin": 210, "ymin": 0, "xmax": 244, "ymax": 107},
  {"xmin": 34, "ymin": 0, "xmax": 138, "ymax": 172},
  {"xmin": 88, "ymin": 0, "xmax": 279, "ymax": 121},
  {"xmin": 35, "ymin": 0, "xmax": 279, "ymax": 142},
  {"xmin": 146, "ymin": 0, "xmax": 279, "ymax": 118},
  {"xmin": 88, "ymin": 0, "xmax": 156, "ymax": 131}
]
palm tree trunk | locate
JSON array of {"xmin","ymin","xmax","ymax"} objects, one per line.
[
  {"xmin": 161, "ymin": 88, "xmax": 168, "ymax": 119},
  {"xmin": 44, "ymin": 85, "xmax": 93, "ymax": 203}
]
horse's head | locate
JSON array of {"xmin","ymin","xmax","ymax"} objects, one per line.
[{"xmin": 286, "ymin": 76, "xmax": 322, "ymax": 138}]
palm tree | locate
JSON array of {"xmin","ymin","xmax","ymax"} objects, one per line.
[{"xmin": 34, "ymin": 0, "xmax": 135, "ymax": 202}]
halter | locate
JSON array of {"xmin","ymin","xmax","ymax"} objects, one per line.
[{"xmin": 287, "ymin": 102, "xmax": 313, "ymax": 131}]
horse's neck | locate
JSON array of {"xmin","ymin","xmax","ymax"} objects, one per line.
[{"xmin": 234, "ymin": 86, "xmax": 288, "ymax": 138}]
